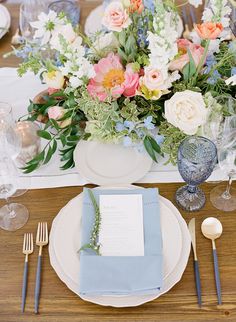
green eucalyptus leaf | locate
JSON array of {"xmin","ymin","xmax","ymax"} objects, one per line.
[
  {"xmin": 43, "ymin": 145, "xmax": 53, "ymax": 165},
  {"xmin": 60, "ymin": 133, "xmax": 67, "ymax": 146},
  {"xmin": 37, "ymin": 130, "xmax": 52, "ymax": 140},
  {"xmin": 148, "ymin": 136, "xmax": 161, "ymax": 154},
  {"xmin": 50, "ymin": 118, "xmax": 60, "ymax": 130},
  {"xmin": 60, "ymin": 157, "xmax": 74, "ymax": 170},
  {"xmin": 22, "ymin": 162, "xmax": 40, "ymax": 174},
  {"xmin": 144, "ymin": 136, "xmax": 157, "ymax": 162}
]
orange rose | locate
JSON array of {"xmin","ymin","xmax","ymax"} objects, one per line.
[
  {"xmin": 128, "ymin": 0, "xmax": 144, "ymax": 14},
  {"xmin": 195, "ymin": 22, "xmax": 223, "ymax": 40}
]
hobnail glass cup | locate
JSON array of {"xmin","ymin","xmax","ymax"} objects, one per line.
[{"xmin": 175, "ymin": 136, "xmax": 217, "ymax": 212}]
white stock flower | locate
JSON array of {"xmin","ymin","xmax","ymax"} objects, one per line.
[
  {"xmin": 188, "ymin": 0, "xmax": 202, "ymax": 8},
  {"xmin": 202, "ymin": 0, "xmax": 232, "ymax": 28},
  {"xmin": 164, "ymin": 90, "xmax": 208, "ymax": 135},
  {"xmin": 30, "ymin": 10, "xmax": 62, "ymax": 45},
  {"xmin": 147, "ymin": 5, "xmax": 178, "ymax": 70},
  {"xmin": 225, "ymin": 75, "xmax": 236, "ymax": 86}
]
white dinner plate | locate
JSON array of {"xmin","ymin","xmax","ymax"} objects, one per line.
[
  {"xmin": 49, "ymin": 187, "xmax": 191, "ymax": 307},
  {"xmin": 0, "ymin": 5, "xmax": 11, "ymax": 39},
  {"xmin": 84, "ymin": 5, "xmax": 183, "ymax": 37},
  {"xmin": 74, "ymin": 141, "xmax": 153, "ymax": 185}
]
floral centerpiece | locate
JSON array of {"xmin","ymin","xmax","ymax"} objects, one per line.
[{"xmin": 13, "ymin": 0, "xmax": 236, "ymax": 173}]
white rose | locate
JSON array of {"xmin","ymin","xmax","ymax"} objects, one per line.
[
  {"xmin": 50, "ymin": 24, "xmax": 76, "ymax": 51},
  {"xmin": 43, "ymin": 70, "xmax": 64, "ymax": 89},
  {"xmin": 164, "ymin": 90, "xmax": 208, "ymax": 135}
]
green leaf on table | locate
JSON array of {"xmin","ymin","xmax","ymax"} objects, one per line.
[
  {"xmin": 37, "ymin": 130, "xmax": 52, "ymax": 140},
  {"xmin": 60, "ymin": 157, "xmax": 74, "ymax": 170},
  {"xmin": 43, "ymin": 145, "xmax": 53, "ymax": 165}
]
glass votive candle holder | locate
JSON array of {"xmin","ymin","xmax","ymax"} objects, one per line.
[{"xmin": 15, "ymin": 121, "xmax": 41, "ymax": 168}]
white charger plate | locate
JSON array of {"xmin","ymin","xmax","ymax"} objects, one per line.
[
  {"xmin": 0, "ymin": 5, "xmax": 10, "ymax": 39},
  {"xmin": 74, "ymin": 141, "xmax": 153, "ymax": 186},
  {"xmin": 49, "ymin": 188, "xmax": 191, "ymax": 307}
]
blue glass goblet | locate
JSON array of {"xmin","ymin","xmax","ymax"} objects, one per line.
[{"xmin": 175, "ymin": 136, "xmax": 217, "ymax": 212}]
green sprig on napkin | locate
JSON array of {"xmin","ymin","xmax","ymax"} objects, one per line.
[{"xmin": 79, "ymin": 189, "xmax": 101, "ymax": 255}]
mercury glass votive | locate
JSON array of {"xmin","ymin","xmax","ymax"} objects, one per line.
[{"xmin": 15, "ymin": 121, "xmax": 41, "ymax": 168}]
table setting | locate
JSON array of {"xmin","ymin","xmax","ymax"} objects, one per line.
[{"xmin": 0, "ymin": 0, "xmax": 236, "ymax": 321}]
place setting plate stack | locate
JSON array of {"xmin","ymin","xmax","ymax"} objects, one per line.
[{"xmin": 49, "ymin": 162, "xmax": 191, "ymax": 307}]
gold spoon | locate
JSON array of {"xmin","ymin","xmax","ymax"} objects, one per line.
[{"xmin": 201, "ymin": 217, "xmax": 223, "ymax": 305}]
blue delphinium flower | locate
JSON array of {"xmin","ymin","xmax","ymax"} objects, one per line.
[
  {"xmin": 154, "ymin": 134, "xmax": 165, "ymax": 146},
  {"xmin": 123, "ymin": 136, "xmax": 132, "ymax": 147},
  {"xmin": 144, "ymin": 116, "xmax": 155, "ymax": 130},
  {"xmin": 115, "ymin": 122, "xmax": 125, "ymax": 132},
  {"xmin": 14, "ymin": 44, "xmax": 35, "ymax": 60},
  {"xmin": 135, "ymin": 128, "xmax": 145, "ymax": 139},
  {"xmin": 204, "ymin": 55, "xmax": 216, "ymax": 74},
  {"xmin": 124, "ymin": 120, "xmax": 135, "ymax": 132},
  {"xmin": 207, "ymin": 70, "xmax": 221, "ymax": 85},
  {"xmin": 231, "ymin": 67, "xmax": 236, "ymax": 76}
]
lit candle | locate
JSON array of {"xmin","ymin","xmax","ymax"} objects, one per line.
[{"xmin": 15, "ymin": 121, "xmax": 41, "ymax": 167}]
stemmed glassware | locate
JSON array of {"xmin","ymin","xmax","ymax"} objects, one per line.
[
  {"xmin": 175, "ymin": 136, "xmax": 217, "ymax": 212},
  {"xmin": 19, "ymin": 0, "xmax": 48, "ymax": 41},
  {"xmin": 210, "ymin": 130, "xmax": 236, "ymax": 212},
  {"xmin": 200, "ymin": 96, "xmax": 236, "ymax": 147},
  {"xmin": 0, "ymin": 156, "xmax": 29, "ymax": 231}
]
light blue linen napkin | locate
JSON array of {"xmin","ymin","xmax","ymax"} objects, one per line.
[{"xmin": 79, "ymin": 188, "xmax": 163, "ymax": 296}]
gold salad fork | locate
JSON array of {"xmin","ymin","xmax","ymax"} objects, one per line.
[
  {"xmin": 34, "ymin": 222, "xmax": 48, "ymax": 314},
  {"xmin": 22, "ymin": 233, "xmax": 34, "ymax": 312}
]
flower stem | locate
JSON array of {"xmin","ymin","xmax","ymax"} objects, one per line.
[{"xmin": 192, "ymin": 39, "xmax": 210, "ymax": 85}]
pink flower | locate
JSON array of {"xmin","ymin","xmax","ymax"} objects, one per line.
[
  {"xmin": 48, "ymin": 106, "xmax": 64, "ymax": 120},
  {"xmin": 102, "ymin": 2, "xmax": 131, "ymax": 32},
  {"xmin": 169, "ymin": 39, "xmax": 204, "ymax": 71},
  {"xmin": 87, "ymin": 53, "xmax": 124, "ymax": 101},
  {"xmin": 48, "ymin": 106, "xmax": 71, "ymax": 128},
  {"xmin": 123, "ymin": 65, "xmax": 139, "ymax": 97},
  {"xmin": 87, "ymin": 54, "xmax": 140, "ymax": 101}
]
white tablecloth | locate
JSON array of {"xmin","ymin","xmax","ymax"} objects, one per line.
[{"xmin": 0, "ymin": 68, "xmax": 227, "ymax": 189}]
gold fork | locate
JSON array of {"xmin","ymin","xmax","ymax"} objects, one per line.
[
  {"xmin": 22, "ymin": 233, "xmax": 34, "ymax": 313},
  {"xmin": 34, "ymin": 222, "xmax": 48, "ymax": 314}
]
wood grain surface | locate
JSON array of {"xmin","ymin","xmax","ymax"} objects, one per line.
[{"xmin": 0, "ymin": 3, "xmax": 236, "ymax": 322}]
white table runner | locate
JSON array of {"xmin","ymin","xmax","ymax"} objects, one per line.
[{"xmin": 0, "ymin": 68, "xmax": 227, "ymax": 189}]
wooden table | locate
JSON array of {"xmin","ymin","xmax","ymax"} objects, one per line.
[{"xmin": 0, "ymin": 3, "xmax": 236, "ymax": 322}]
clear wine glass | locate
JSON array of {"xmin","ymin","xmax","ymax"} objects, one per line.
[
  {"xmin": 175, "ymin": 136, "xmax": 217, "ymax": 212},
  {"xmin": 201, "ymin": 96, "xmax": 236, "ymax": 147},
  {"xmin": 210, "ymin": 130, "xmax": 236, "ymax": 212},
  {"xmin": 19, "ymin": 1, "xmax": 48, "ymax": 41},
  {"xmin": 0, "ymin": 156, "xmax": 29, "ymax": 231}
]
